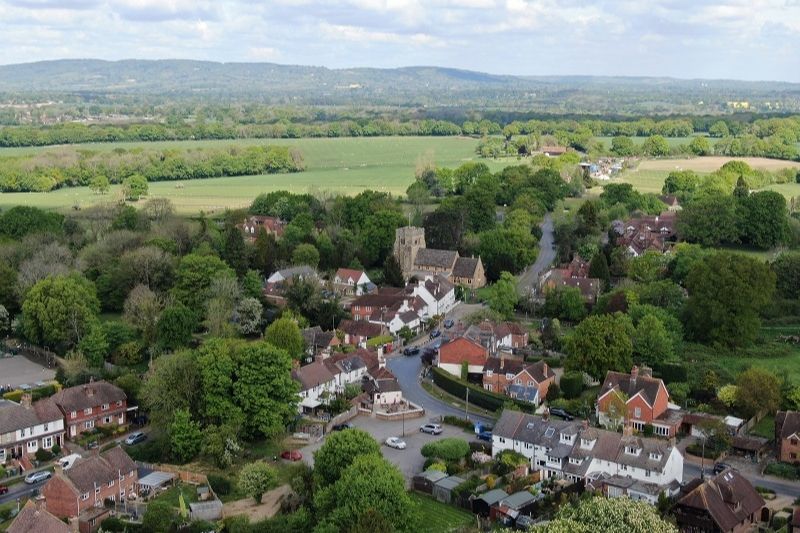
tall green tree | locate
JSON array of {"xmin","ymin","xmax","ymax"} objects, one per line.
[
  {"xmin": 358, "ymin": 210, "xmax": 405, "ymax": 267},
  {"xmin": 771, "ymin": 251, "xmax": 800, "ymax": 299},
  {"xmin": 485, "ymin": 271, "xmax": 519, "ymax": 320},
  {"xmin": 684, "ymin": 251, "xmax": 775, "ymax": 348},
  {"xmin": 315, "ymin": 454, "xmax": 418, "ymax": 533},
  {"xmin": 156, "ymin": 302, "xmax": 197, "ymax": 351},
  {"xmin": 232, "ymin": 341, "xmax": 298, "ymax": 439},
  {"xmin": 169, "ymin": 408, "xmax": 202, "ymax": 464},
  {"xmin": 532, "ymin": 495, "xmax": 677, "ymax": 533},
  {"xmin": 78, "ymin": 323, "xmax": 109, "ymax": 367},
  {"xmin": 735, "ymin": 367, "xmax": 781, "ymax": 418},
  {"xmin": 141, "ymin": 350, "xmax": 201, "ymax": 429},
  {"xmin": 222, "ymin": 224, "xmax": 248, "ymax": 277},
  {"xmin": 122, "ymin": 174, "xmax": 148, "ymax": 201},
  {"xmin": 642, "ymin": 135, "xmax": 670, "ymax": 157},
  {"xmin": 677, "ymin": 194, "xmax": 739, "ymax": 246},
  {"xmin": 196, "ymin": 338, "xmax": 243, "ymax": 426},
  {"xmin": 238, "ymin": 462, "xmax": 278, "ymax": 504},
  {"xmin": 264, "ymin": 317, "xmax": 305, "ymax": 359},
  {"xmin": 252, "ymin": 228, "xmax": 277, "ymax": 276},
  {"xmin": 565, "ymin": 313, "xmax": 633, "ymax": 380},
  {"xmin": 172, "ymin": 252, "xmax": 235, "ymax": 311},
  {"xmin": 738, "ymin": 190, "xmax": 790, "ymax": 249},
  {"xmin": 543, "ymin": 286, "xmax": 587, "ymax": 322},
  {"xmin": 632, "ymin": 314, "xmax": 674, "ymax": 364},
  {"xmin": 292, "ymin": 243, "xmax": 320, "ymax": 268},
  {"xmin": 22, "ymin": 274, "xmax": 100, "ymax": 350},
  {"xmin": 313, "ymin": 428, "xmax": 381, "ymax": 488},
  {"xmin": 588, "ymin": 252, "xmax": 610, "ymax": 290},
  {"xmin": 382, "ymin": 255, "xmax": 405, "ymax": 287}
]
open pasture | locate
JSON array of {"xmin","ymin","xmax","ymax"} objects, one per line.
[{"xmin": 0, "ymin": 136, "xmax": 500, "ymax": 213}]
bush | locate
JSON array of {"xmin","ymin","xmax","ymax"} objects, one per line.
[
  {"xmin": 560, "ymin": 372, "xmax": 584, "ymax": 399},
  {"xmin": 446, "ymin": 462, "xmax": 465, "ymax": 475},
  {"xmin": 51, "ymin": 444, "xmax": 61, "ymax": 456},
  {"xmin": 642, "ymin": 424, "xmax": 654, "ymax": 437},
  {"xmin": 685, "ymin": 444, "xmax": 721, "ymax": 460},
  {"xmin": 656, "ymin": 362, "xmax": 688, "ymax": 384},
  {"xmin": 35, "ymin": 448, "xmax": 54, "ymax": 462},
  {"xmin": 764, "ymin": 462, "xmax": 800, "ymax": 480},
  {"xmin": 431, "ymin": 366, "xmax": 537, "ymax": 413},
  {"xmin": 442, "ymin": 415, "xmax": 474, "ymax": 430},
  {"xmin": 208, "ymin": 473, "xmax": 232, "ymax": 496},
  {"xmin": 421, "ymin": 438, "xmax": 471, "ymax": 462}
]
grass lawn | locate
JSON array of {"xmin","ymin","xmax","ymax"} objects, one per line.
[
  {"xmin": 410, "ymin": 492, "xmax": 474, "ymax": 532},
  {"xmin": 719, "ymin": 325, "xmax": 800, "ymax": 385},
  {"xmin": 0, "ymin": 136, "xmax": 504, "ymax": 214},
  {"xmin": 749, "ymin": 414, "xmax": 775, "ymax": 440},
  {"xmin": 150, "ymin": 484, "xmax": 199, "ymax": 508}
]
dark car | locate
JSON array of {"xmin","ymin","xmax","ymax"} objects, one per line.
[
  {"xmin": 0, "ymin": 485, "xmax": 8, "ymax": 495},
  {"xmin": 332, "ymin": 423, "xmax": 353, "ymax": 431},
  {"xmin": 403, "ymin": 347, "xmax": 420, "ymax": 357},
  {"xmin": 443, "ymin": 319, "xmax": 455, "ymax": 329},
  {"xmin": 429, "ymin": 330, "xmax": 441, "ymax": 339},
  {"xmin": 477, "ymin": 431, "xmax": 492, "ymax": 442},
  {"xmin": 712, "ymin": 462, "xmax": 733, "ymax": 475},
  {"xmin": 549, "ymin": 408, "xmax": 574, "ymax": 421}
]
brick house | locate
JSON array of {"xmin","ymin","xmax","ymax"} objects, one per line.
[
  {"xmin": 7, "ymin": 499, "xmax": 71, "ymax": 533},
  {"xmin": 51, "ymin": 381, "xmax": 127, "ymax": 439},
  {"xmin": 437, "ymin": 337, "xmax": 488, "ymax": 378},
  {"xmin": 495, "ymin": 322, "xmax": 529, "ymax": 349},
  {"xmin": 483, "ymin": 358, "xmax": 555, "ymax": 405},
  {"xmin": 239, "ymin": 215, "xmax": 285, "ymax": 240},
  {"xmin": 0, "ymin": 395, "xmax": 65, "ymax": 466},
  {"xmin": 337, "ymin": 319, "xmax": 386, "ymax": 347},
  {"xmin": 674, "ymin": 468, "xmax": 765, "ymax": 533},
  {"xmin": 775, "ymin": 411, "xmax": 800, "ymax": 463},
  {"xmin": 43, "ymin": 446, "xmax": 138, "ymax": 531},
  {"xmin": 451, "ymin": 257, "xmax": 487, "ymax": 288},
  {"xmin": 597, "ymin": 366, "xmax": 678, "ymax": 437}
]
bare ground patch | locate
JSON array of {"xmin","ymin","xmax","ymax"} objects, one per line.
[{"xmin": 221, "ymin": 484, "xmax": 293, "ymax": 522}]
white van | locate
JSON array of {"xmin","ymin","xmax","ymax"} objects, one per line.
[{"xmin": 58, "ymin": 453, "xmax": 82, "ymax": 471}]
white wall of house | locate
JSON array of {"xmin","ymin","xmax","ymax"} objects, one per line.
[
  {"xmin": 373, "ymin": 390, "xmax": 403, "ymax": 405},
  {"xmin": 438, "ymin": 362, "xmax": 484, "ymax": 377},
  {"xmin": 413, "ymin": 283, "xmax": 456, "ymax": 317}
]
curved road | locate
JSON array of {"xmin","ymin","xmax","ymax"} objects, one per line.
[{"xmin": 518, "ymin": 214, "xmax": 556, "ymax": 296}]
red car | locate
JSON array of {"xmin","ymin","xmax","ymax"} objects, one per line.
[
  {"xmin": 0, "ymin": 485, "xmax": 8, "ymax": 495},
  {"xmin": 280, "ymin": 450, "xmax": 302, "ymax": 461}
]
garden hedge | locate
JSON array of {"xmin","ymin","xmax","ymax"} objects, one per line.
[{"xmin": 430, "ymin": 367, "xmax": 535, "ymax": 413}]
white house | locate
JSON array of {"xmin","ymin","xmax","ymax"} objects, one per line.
[
  {"xmin": 411, "ymin": 275, "xmax": 456, "ymax": 318},
  {"xmin": 386, "ymin": 310, "xmax": 422, "ymax": 335},
  {"xmin": 333, "ymin": 268, "xmax": 373, "ymax": 296},
  {"xmin": 267, "ymin": 265, "xmax": 317, "ymax": 285},
  {"xmin": 291, "ymin": 361, "xmax": 337, "ymax": 413},
  {"xmin": 492, "ymin": 411, "xmax": 683, "ymax": 501},
  {"xmin": 0, "ymin": 395, "xmax": 65, "ymax": 465},
  {"xmin": 324, "ymin": 353, "xmax": 369, "ymax": 391}
]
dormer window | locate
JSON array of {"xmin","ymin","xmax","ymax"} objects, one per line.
[
  {"xmin": 625, "ymin": 446, "xmax": 641, "ymax": 456},
  {"xmin": 580, "ymin": 438, "xmax": 595, "ymax": 449},
  {"xmin": 559, "ymin": 433, "xmax": 574, "ymax": 444},
  {"xmin": 569, "ymin": 457, "xmax": 582, "ymax": 465},
  {"xmin": 649, "ymin": 452, "xmax": 662, "ymax": 461},
  {"xmin": 505, "ymin": 373, "xmax": 514, "ymax": 380},
  {"xmin": 486, "ymin": 370, "xmax": 493, "ymax": 377}
]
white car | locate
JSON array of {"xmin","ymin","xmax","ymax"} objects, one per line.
[
  {"xmin": 385, "ymin": 437, "xmax": 407, "ymax": 450},
  {"xmin": 58, "ymin": 453, "xmax": 82, "ymax": 471},
  {"xmin": 24, "ymin": 470, "xmax": 52, "ymax": 484},
  {"xmin": 419, "ymin": 423, "xmax": 443, "ymax": 435}
]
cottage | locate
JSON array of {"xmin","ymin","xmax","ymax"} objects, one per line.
[
  {"xmin": 597, "ymin": 366, "xmax": 679, "ymax": 437},
  {"xmin": 0, "ymin": 395, "xmax": 65, "ymax": 467},
  {"xmin": 332, "ymin": 268, "xmax": 373, "ymax": 296},
  {"xmin": 42, "ymin": 446, "xmax": 138, "ymax": 531},
  {"xmin": 266, "ymin": 265, "xmax": 317, "ymax": 285},
  {"xmin": 452, "ymin": 257, "xmax": 487, "ymax": 288},
  {"xmin": 51, "ymin": 380, "xmax": 127, "ymax": 439},
  {"xmin": 292, "ymin": 361, "xmax": 337, "ymax": 413},
  {"xmin": 437, "ymin": 337, "xmax": 489, "ymax": 378},
  {"xmin": 483, "ymin": 358, "xmax": 555, "ymax": 406},
  {"xmin": 674, "ymin": 468, "xmax": 765, "ymax": 533},
  {"xmin": 239, "ymin": 215, "xmax": 286, "ymax": 240},
  {"xmin": 301, "ymin": 326, "xmax": 340, "ymax": 359},
  {"xmin": 775, "ymin": 411, "xmax": 800, "ymax": 463},
  {"xmin": 6, "ymin": 500, "xmax": 71, "ymax": 533},
  {"xmin": 337, "ymin": 319, "xmax": 385, "ymax": 347}
]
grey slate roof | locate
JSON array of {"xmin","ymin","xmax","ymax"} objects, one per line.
[
  {"xmin": 65, "ymin": 447, "xmax": 136, "ymax": 494},
  {"xmin": 500, "ymin": 490, "xmax": 538, "ymax": 510},
  {"xmin": 478, "ymin": 488, "xmax": 509, "ymax": 505},
  {"xmin": 434, "ymin": 475, "xmax": 465, "ymax": 491},
  {"xmin": 414, "ymin": 248, "xmax": 458, "ymax": 269},
  {"xmin": 292, "ymin": 361, "xmax": 336, "ymax": 391},
  {"xmin": 0, "ymin": 399, "xmax": 42, "ymax": 434}
]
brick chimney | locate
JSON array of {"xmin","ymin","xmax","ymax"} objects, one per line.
[
  {"xmin": 630, "ymin": 365, "xmax": 639, "ymax": 384},
  {"xmin": 542, "ymin": 407, "xmax": 549, "ymax": 421},
  {"xmin": 20, "ymin": 393, "xmax": 32, "ymax": 409},
  {"xmin": 622, "ymin": 422, "xmax": 634, "ymax": 437}
]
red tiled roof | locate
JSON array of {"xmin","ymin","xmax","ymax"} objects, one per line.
[
  {"xmin": 335, "ymin": 268, "xmax": 365, "ymax": 283},
  {"xmin": 439, "ymin": 337, "xmax": 488, "ymax": 367},
  {"xmin": 7, "ymin": 501, "xmax": 70, "ymax": 533}
]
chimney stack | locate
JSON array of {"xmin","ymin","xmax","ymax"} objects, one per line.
[
  {"xmin": 640, "ymin": 366, "xmax": 652, "ymax": 378},
  {"xmin": 542, "ymin": 407, "xmax": 549, "ymax": 421},
  {"xmin": 622, "ymin": 422, "xmax": 634, "ymax": 437},
  {"xmin": 630, "ymin": 365, "xmax": 639, "ymax": 384},
  {"xmin": 582, "ymin": 419, "xmax": 589, "ymax": 431},
  {"xmin": 500, "ymin": 354, "xmax": 505, "ymax": 370},
  {"xmin": 20, "ymin": 393, "xmax": 32, "ymax": 409}
]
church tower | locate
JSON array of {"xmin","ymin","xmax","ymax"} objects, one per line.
[{"xmin": 393, "ymin": 226, "xmax": 426, "ymax": 278}]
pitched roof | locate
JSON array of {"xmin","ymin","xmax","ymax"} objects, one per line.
[
  {"xmin": 292, "ymin": 360, "xmax": 336, "ymax": 391},
  {"xmin": 334, "ymin": 268, "xmax": 366, "ymax": 283},
  {"xmin": 301, "ymin": 326, "xmax": 337, "ymax": 350},
  {"xmin": 599, "ymin": 369, "xmax": 665, "ymax": 407},
  {"xmin": 0, "ymin": 399, "xmax": 44, "ymax": 434},
  {"xmin": 422, "ymin": 276, "xmax": 454, "ymax": 301},
  {"xmin": 338, "ymin": 319, "xmax": 384, "ymax": 338},
  {"xmin": 678, "ymin": 469, "xmax": 765, "ymax": 532},
  {"xmin": 483, "ymin": 359, "xmax": 554, "ymax": 384},
  {"xmin": 776, "ymin": 411, "xmax": 800, "ymax": 441},
  {"xmin": 64, "ymin": 447, "xmax": 136, "ymax": 494},
  {"xmin": 273, "ymin": 265, "xmax": 317, "ymax": 280},
  {"xmin": 414, "ymin": 248, "xmax": 458, "ymax": 269},
  {"xmin": 6, "ymin": 501, "xmax": 71, "ymax": 533},
  {"xmin": 51, "ymin": 381, "xmax": 126, "ymax": 413},
  {"xmin": 452, "ymin": 257, "xmax": 480, "ymax": 279},
  {"xmin": 438, "ymin": 337, "xmax": 488, "ymax": 367},
  {"xmin": 33, "ymin": 398, "xmax": 63, "ymax": 424}
]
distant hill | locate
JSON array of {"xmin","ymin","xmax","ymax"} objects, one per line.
[{"xmin": 1, "ymin": 59, "xmax": 799, "ymax": 113}]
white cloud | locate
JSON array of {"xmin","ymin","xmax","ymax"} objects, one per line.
[
  {"xmin": 248, "ymin": 46, "xmax": 281, "ymax": 60},
  {"xmin": 320, "ymin": 22, "xmax": 445, "ymax": 46}
]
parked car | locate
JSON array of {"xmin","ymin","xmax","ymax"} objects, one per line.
[
  {"xmin": 331, "ymin": 423, "xmax": 353, "ymax": 431},
  {"xmin": 58, "ymin": 453, "xmax": 83, "ymax": 471},
  {"xmin": 0, "ymin": 485, "xmax": 8, "ymax": 495},
  {"xmin": 385, "ymin": 437, "xmax": 407, "ymax": 449},
  {"xmin": 87, "ymin": 441, "xmax": 99, "ymax": 450},
  {"xmin": 124, "ymin": 431, "xmax": 147, "ymax": 445},
  {"xmin": 280, "ymin": 450, "xmax": 303, "ymax": 461},
  {"xmin": 403, "ymin": 347, "xmax": 420, "ymax": 356},
  {"xmin": 443, "ymin": 319, "xmax": 455, "ymax": 329},
  {"xmin": 429, "ymin": 330, "xmax": 441, "ymax": 339},
  {"xmin": 430, "ymin": 339, "xmax": 443, "ymax": 349},
  {"xmin": 477, "ymin": 431, "xmax": 493, "ymax": 442},
  {"xmin": 549, "ymin": 408, "xmax": 574, "ymax": 421},
  {"xmin": 24, "ymin": 470, "xmax": 52, "ymax": 484},
  {"xmin": 713, "ymin": 462, "xmax": 733, "ymax": 475},
  {"xmin": 420, "ymin": 423, "xmax": 443, "ymax": 435}
]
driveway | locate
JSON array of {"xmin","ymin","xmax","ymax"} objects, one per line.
[
  {"xmin": 301, "ymin": 415, "xmax": 479, "ymax": 482},
  {"xmin": 517, "ymin": 214, "xmax": 556, "ymax": 296}
]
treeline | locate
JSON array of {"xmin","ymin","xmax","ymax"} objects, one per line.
[
  {"xmin": 0, "ymin": 145, "xmax": 304, "ymax": 192},
  {"xmin": 1, "ymin": 114, "xmax": 799, "ymax": 149}
]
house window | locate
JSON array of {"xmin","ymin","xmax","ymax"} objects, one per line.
[
  {"xmin": 634, "ymin": 407, "xmax": 641, "ymax": 419},
  {"xmin": 108, "ymin": 480, "xmax": 114, "ymax": 488},
  {"xmin": 71, "ymin": 411, "xmax": 77, "ymax": 419},
  {"xmin": 82, "ymin": 492, "xmax": 89, "ymax": 501},
  {"xmin": 116, "ymin": 400, "xmax": 123, "ymax": 407},
  {"xmin": 515, "ymin": 379, "xmax": 521, "ymax": 385},
  {"xmin": 102, "ymin": 403, "xmax": 109, "ymax": 410},
  {"xmin": 486, "ymin": 370, "xmax": 493, "ymax": 377},
  {"xmin": 43, "ymin": 423, "xmax": 48, "ymax": 431},
  {"xmin": 645, "ymin": 470, "xmax": 651, "ymax": 477},
  {"xmin": 27, "ymin": 440, "xmax": 37, "ymax": 451},
  {"xmin": 103, "ymin": 416, "xmax": 112, "ymax": 424},
  {"xmin": 791, "ymin": 453, "xmax": 797, "ymax": 460},
  {"xmin": 498, "ymin": 437, "xmax": 505, "ymax": 444},
  {"xmin": 486, "ymin": 384, "xmax": 492, "ymax": 391},
  {"xmin": 84, "ymin": 408, "xmax": 92, "ymax": 415},
  {"xmin": 85, "ymin": 420, "xmax": 95, "ymax": 430},
  {"xmin": 95, "ymin": 487, "xmax": 101, "ymax": 495},
  {"xmin": 791, "ymin": 438, "xmax": 798, "ymax": 446},
  {"xmin": 43, "ymin": 436, "xmax": 53, "ymax": 449}
]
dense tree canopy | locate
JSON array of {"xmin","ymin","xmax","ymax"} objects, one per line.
[
  {"xmin": 22, "ymin": 274, "xmax": 100, "ymax": 349},
  {"xmin": 565, "ymin": 313, "xmax": 633, "ymax": 380}
]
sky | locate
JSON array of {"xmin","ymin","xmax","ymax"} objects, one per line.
[{"xmin": 0, "ymin": 0, "xmax": 799, "ymax": 82}]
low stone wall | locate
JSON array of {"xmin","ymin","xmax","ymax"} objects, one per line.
[{"xmin": 325, "ymin": 406, "xmax": 359, "ymax": 433}]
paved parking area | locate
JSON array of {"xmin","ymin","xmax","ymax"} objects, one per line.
[
  {"xmin": 0, "ymin": 355, "xmax": 56, "ymax": 389},
  {"xmin": 300, "ymin": 414, "xmax": 478, "ymax": 482}
]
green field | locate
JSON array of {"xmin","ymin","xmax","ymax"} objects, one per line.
[
  {"xmin": 410, "ymin": 492, "xmax": 474, "ymax": 532},
  {"xmin": 0, "ymin": 136, "xmax": 501, "ymax": 214},
  {"xmin": 724, "ymin": 325, "xmax": 800, "ymax": 385}
]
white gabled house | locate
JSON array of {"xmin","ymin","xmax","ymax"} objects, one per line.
[
  {"xmin": 491, "ymin": 411, "xmax": 683, "ymax": 503},
  {"xmin": 333, "ymin": 268, "xmax": 373, "ymax": 296}
]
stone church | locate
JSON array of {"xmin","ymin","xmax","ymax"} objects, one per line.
[{"xmin": 393, "ymin": 226, "xmax": 487, "ymax": 288}]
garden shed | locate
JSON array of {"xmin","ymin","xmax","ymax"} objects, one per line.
[
  {"xmin": 412, "ymin": 470, "xmax": 448, "ymax": 495},
  {"xmin": 472, "ymin": 488, "xmax": 508, "ymax": 516},
  {"xmin": 432, "ymin": 475, "xmax": 465, "ymax": 504}
]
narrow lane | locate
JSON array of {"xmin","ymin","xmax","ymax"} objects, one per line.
[{"xmin": 517, "ymin": 213, "xmax": 556, "ymax": 296}]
